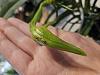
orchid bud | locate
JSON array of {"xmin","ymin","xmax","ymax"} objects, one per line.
[{"xmin": 31, "ymin": 26, "xmax": 86, "ymax": 56}]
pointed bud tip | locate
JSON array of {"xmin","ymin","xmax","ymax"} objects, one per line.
[{"xmin": 78, "ymin": 51, "xmax": 87, "ymax": 56}]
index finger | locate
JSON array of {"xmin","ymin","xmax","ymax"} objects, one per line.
[{"xmin": 8, "ymin": 18, "xmax": 31, "ymax": 37}]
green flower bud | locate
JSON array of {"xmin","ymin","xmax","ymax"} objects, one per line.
[{"xmin": 31, "ymin": 26, "xmax": 86, "ymax": 56}]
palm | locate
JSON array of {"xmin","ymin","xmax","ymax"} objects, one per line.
[{"xmin": 0, "ymin": 18, "xmax": 100, "ymax": 75}]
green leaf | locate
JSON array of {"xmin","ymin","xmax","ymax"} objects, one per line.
[
  {"xmin": 0, "ymin": 0, "xmax": 18, "ymax": 17},
  {"xmin": 3, "ymin": 0, "xmax": 27, "ymax": 19}
]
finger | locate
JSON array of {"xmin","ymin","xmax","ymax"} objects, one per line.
[
  {"xmin": 8, "ymin": 18, "xmax": 31, "ymax": 37},
  {"xmin": 0, "ymin": 18, "xmax": 38, "ymax": 56},
  {"xmin": 0, "ymin": 32, "xmax": 32, "ymax": 75}
]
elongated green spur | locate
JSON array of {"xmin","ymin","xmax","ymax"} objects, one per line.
[{"xmin": 29, "ymin": 0, "xmax": 86, "ymax": 56}]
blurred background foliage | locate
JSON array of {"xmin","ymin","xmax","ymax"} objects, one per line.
[{"xmin": 0, "ymin": 0, "xmax": 100, "ymax": 74}]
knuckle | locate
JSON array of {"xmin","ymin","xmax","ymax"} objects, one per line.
[
  {"xmin": 4, "ymin": 26, "xmax": 14, "ymax": 34},
  {"xmin": 17, "ymin": 36, "xmax": 29, "ymax": 44}
]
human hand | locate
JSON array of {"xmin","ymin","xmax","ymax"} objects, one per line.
[{"xmin": 0, "ymin": 18, "xmax": 100, "ymax": 75}]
